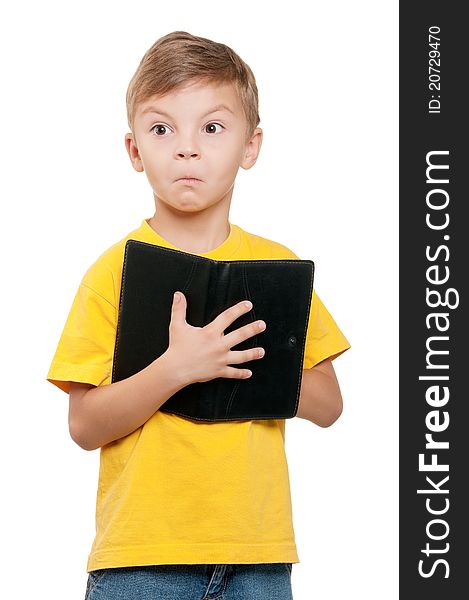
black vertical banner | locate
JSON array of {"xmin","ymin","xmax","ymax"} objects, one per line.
[{"xmin": 400, "ymin": 2, "xmax": 467, "ymax": 597}]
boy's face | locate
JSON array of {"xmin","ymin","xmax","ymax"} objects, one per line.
[{"xmin": 125, "ymin": 81, "xmax": 262, "ymax": 214}]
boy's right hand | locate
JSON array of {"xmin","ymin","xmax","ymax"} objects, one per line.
[{"xmin": 165, "ymin": 291, "xmax": 267, "ymax": 386}]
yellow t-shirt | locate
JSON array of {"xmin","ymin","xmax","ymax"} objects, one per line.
[{"xmin": 46, "ymin": 217, "xmax": 350, "ymax": 572}]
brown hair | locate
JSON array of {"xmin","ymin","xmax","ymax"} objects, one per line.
[{"xmin": 126, "ymin": 31, "xmax": 260, "ymax": 143}]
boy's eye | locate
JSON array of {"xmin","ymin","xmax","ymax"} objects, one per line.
[
  {"xmin": 150, "ymin": 124, "xmax": 167, "ymax": 137},
  {"xmin": 204, "ymin": 122, "xmax": 224, "ymax": 134},
  {"xmin": 151, "ymin": 124, "xmax": 169, "ymax": 136},
  {"xmin": 150, "ymin": 122, "xmax": 224, "ymax": 136}
]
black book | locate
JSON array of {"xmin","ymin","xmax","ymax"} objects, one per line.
[{"xmin": 112, "ymin": 239, "xmax": 315, "ymax": 422}]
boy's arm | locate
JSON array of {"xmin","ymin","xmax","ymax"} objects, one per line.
[
  {"xmin": 69, "ymin": 350, "xmax": 185, "ymax": 451},
  {"xmin": 295, "ymin": 358, "xmax": 343, "ymax": 427},
  {"xmin": 69, "ymin": 349, "xmax": 342, "ymax": 448}
]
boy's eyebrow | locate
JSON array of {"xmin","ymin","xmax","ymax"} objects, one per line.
[{"xmin": 140, "ymin": 103, "xmax": 235, "ymax": 119}]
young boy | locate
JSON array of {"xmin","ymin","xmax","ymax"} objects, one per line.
[{"xmin": 47, "ymin": 31, "xmax": 350, "ymax": 599}]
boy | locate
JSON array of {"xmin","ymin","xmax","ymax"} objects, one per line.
[{"xmin": 47, "ymin": 31, "xmax": 350, "ymax": 599}]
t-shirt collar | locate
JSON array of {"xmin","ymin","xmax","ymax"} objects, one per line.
[{"xmin": 136, "ymin": 217, "xmax": 242, "ymax": 259}]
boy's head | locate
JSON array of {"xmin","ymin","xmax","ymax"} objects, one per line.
[
  {"xmin": 126, "ymin": 31, "xmax": 260, "ymax": 146},
  {"xmin": 124, "ymin": 31, "xmax": 262, "ymax": 214}
]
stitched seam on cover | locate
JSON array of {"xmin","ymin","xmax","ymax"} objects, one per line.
[
  {"xmin": 181, "ymin": 256, "xmax": 198, "ymax": 294},
  {"xmin": 223, "ymin": 381, "xmax": 240, "ymax": 419},
  {"xmin": 291, "ymin": 260, "xmax": 314, "ymax": 416},
  {"xmin": 160, "ymin": 407, "xmax": 286, "ymax": 421},
  {"xmin": 112, "ymin": 240, "xmax": 131, "ymax": 383},
  {"xmin": 224, "ymin": 263, "xmax": 254, "ymax": 418},
  {"xmin": 122, "ymin": 238, "xmax": 305, "ymax": 266}
]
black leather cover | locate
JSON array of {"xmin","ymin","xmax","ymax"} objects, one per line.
[{"xmin": 111, "ymin": 239, "xmax": 315, "ymax": 421}]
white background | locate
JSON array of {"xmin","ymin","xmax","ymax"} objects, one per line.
[{"xmin": 0, "ymin": 1, "xmax": 398, "ymax": 598}]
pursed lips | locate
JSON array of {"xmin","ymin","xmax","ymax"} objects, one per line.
[{"xmin": 176, "ymin": 177, "xmax": 203, "ymax": 183}]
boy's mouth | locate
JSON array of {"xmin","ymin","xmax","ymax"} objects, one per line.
[{"xmin": 176, "ymin": 177, "xmax": 203, "ymax": 185}]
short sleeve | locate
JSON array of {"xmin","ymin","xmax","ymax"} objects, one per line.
[
  {"xmin": 46, "ymin": 266, "xmax": 117, "ymax": 395},
  {"xmin": 270, "ymin": 242, "xmax": 350, "ymax": 369},
  {"xmin": 302, "ymin": 290, "xmax": 350, "ymax": 369}
]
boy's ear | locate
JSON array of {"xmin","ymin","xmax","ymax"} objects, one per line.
[
  {"xmin": 241, "ymin": 127, "xmax": 263, "ymax": 171},
  {"xmin": 124, "ymin": 132, "xmax": 144, "ymax": 172}
]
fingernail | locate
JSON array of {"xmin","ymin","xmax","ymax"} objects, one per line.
[
  {"xmin": 174, "ymin": 292, "xmax": 180, "ymax": 302},
  {"xmin": 244, "ymin": 301, "xmax": 252, "ymax": 308}
]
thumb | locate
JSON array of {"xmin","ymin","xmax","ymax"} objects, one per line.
[{"xmin": 171, "ymin": 291, "xmax": 186, "ymax": 323}]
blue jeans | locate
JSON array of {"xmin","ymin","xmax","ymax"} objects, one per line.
[{"xmin": 85, "ymin": 563, "xmax": 293, "ymax": 599}]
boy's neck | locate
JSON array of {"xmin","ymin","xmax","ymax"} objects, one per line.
[{"xmin": 147, "ymin": 213, "xmax": 231, "ymax": 255}]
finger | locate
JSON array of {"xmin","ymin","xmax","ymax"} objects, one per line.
[
  {"xmin": 223, "ymin": 366, "xmax": 253, "ymax": 379},
  {"xmin": 227, "ymin": 347, "xmax": 265, "ymax": 364},
  {"xmin": 224, "ymin": 319, "xmax": 266, "ymax": 348},
  {"xmin": 208, "ymin": 300, "xmax": 253, "ymax": 334}
]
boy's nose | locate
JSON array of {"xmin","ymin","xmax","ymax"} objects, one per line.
[{"xmin": 176, "ymin": 151, "xmax": 200, "ymax": 158}]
